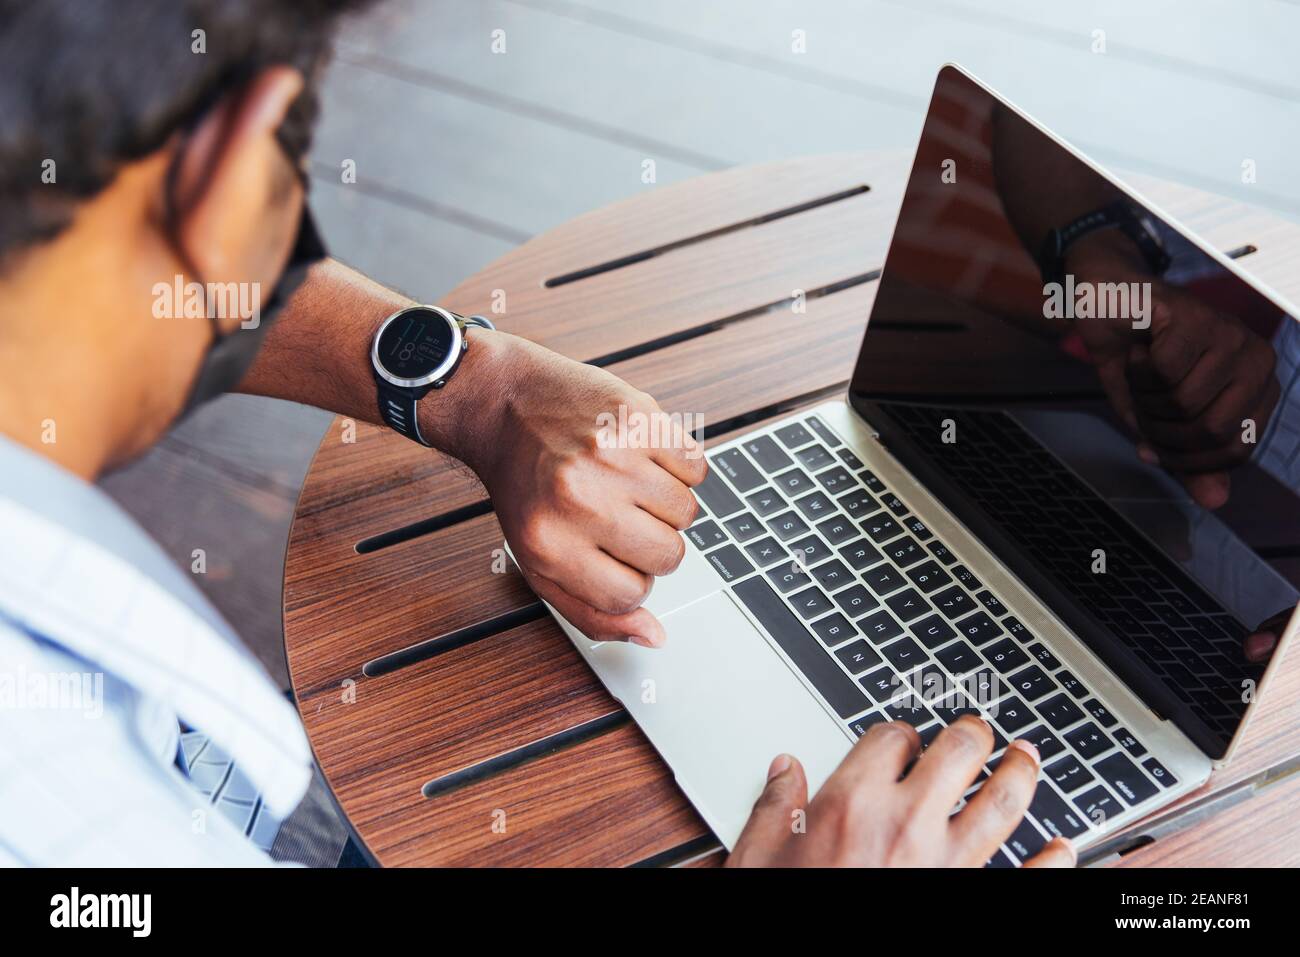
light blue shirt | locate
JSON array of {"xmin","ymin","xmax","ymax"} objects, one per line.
[{"xmin": 0, "ymin": 436, "xmax": 312, "ymax": 865}]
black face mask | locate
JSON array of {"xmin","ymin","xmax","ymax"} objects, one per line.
[{"xmin": 175, "ymin": 205, "xmax": 327, "ymax": 419}]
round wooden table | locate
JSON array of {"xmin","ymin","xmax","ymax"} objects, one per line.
[{"xmin": 284, "ymin": 152, "xmax": 1300, "ymax": 867}]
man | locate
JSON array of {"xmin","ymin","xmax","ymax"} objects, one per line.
[{"xmin": 0, "ymin": 0, "xmax": 1070, "ymax": 867}]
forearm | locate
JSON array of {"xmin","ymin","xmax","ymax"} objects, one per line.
[{"xmin": 236, "ymin": 257, "xmax": 508, "ymax": 465}]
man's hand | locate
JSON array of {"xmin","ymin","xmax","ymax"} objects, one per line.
[
  {"xmin": 1068, "ymin": 238, "xmax": 1279, "ymax": 510},
  {"xmin": 727, "ymin": 717, "xmax": 1075, "ymax": 867},
  {"xmin": 442, "ymin": 332, "xmax": 706, "ymax": 647},
  {"xmin": 239, "ymin": 265, "xmax": 705, "ymax": 644}
]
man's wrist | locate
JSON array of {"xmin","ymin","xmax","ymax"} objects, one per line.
[{"xmin": 413, "ymin": 325, "xmax": 510, "ymax": 468}]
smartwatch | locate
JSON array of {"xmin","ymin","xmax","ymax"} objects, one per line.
[
  {"xmin": 1039, "ymin": 199, "xmax": 1171, "ymax": 285},
  {"xmin": 370, "ymin": 304, "xmax": 495, "ymax": 446}
]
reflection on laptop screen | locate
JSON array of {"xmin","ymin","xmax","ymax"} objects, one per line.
[{"xmin": 850, "ymin": 66, "xmax": 1299, "ymax": 759}]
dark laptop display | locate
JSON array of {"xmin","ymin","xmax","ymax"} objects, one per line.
[{"xmin": 850, "ymin": 66, "xmax": 1300, "ymax": 759}]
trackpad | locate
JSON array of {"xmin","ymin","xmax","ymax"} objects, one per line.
[
  {"xmin": 587, "ymin": 589, "xmax": 850, "ymax": 847},
  {"xmin": 640, "ymin": 537, "xmax": 723, "ymax": 618}
]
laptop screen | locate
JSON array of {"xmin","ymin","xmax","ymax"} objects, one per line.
[{"xmin": 849, "ymin": 65, "xmax": 1299, "ymax": 760}]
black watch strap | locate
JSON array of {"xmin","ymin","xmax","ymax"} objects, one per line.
[
  {"xmin": 377, "ymin": 380, "xmax": 430, "ymax": 446},
  {"xmin": 1039, "ymin": 200, "xmax": 1171, "ymax": 285}
]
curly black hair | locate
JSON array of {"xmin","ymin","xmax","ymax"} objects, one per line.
[{"xmin": 0, "ymin": 0, "xmax": 378, "ymax": 261}]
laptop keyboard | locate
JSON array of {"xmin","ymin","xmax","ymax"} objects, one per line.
[
  {"xmin": 880, "ymin": 402, "xmax": 1262, "ymax": 745},
  {"xmin": 690, "ymin": 413, "xmax": 1179, "ymax": 866}
]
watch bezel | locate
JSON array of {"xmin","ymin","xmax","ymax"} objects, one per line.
[{"xmin": 371, "ymin": 305, "xmax": 463, "ymax": 389}]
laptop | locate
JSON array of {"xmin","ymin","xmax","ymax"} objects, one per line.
[{"xmin": 532, "ymin": 64, "xmax": 1300, "ymax": 864}]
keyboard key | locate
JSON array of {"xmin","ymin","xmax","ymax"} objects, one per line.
[
  {"xmin": 767, "ymin": 565, "xmax": 810, "ymax": 594},
  {"xmin": 774, "ymin": 422, "xmax": 814, "ymax": 449},
  {"xmin": 918, "ymin": 723, "xmax": 943, "ymax": 748},
  {"xmin": 837, "ymin": 448, "xmax": 864, "ymax": 470},
  {"xmin": 1039, "ymin": 693, "xmax": 1086, "ymax": 730},
  {"xmin": 1020, "ymin": 725, "xmax": 1065, "ymax": 761},
  {"xmin": 991, "ymin": 695, "xmax": 1035, "ymax": 734},
  {"xmin": 932, "ymin": 585, "xmax": 977, "ymax": 620},
  {"xmin": 1141, "ymin": 757, "xmax": 1177, "ymax": 788},
  {"xmin": 880, "ymin": 636, "xmax": 927, "ymax": 671},
  {"xmin": 744, "ymin": 487, "xmax": 786, "ymax": 518},
  {"xmin": 860, "ymin": 610, "xmax": 904, "ymax": 644},
  {"xmin": 805, "ymin": 415, "xmax": 842, "ymax": 447},
  {"xmin": 975, "ymin": 591, "xmax": 1006, "ymax": 616},
  {"xmin": 847, "ymin": 710, "xmax": 887, "ymax": 737},
  {"xmin": 885, "ymin": 588, "xmax": 931, "ymax": 623},
  {"xmin": 928, "ymin": 542, "xmax": 958, "ymax": 565},
  {"xmin": 910, "ymin": 613, "xmax": 956, "ymax": 650},
  {"xmin": 1082, "ymin": 699, "xmax": 1118, "ymax": 728},
  {"xmin": 1028, "ymin": 643, "xmax": 1063, "ymax": 670},
  {"xmin": 1094, "ymin": 752, "xmax": 1159, "ymax": 806},
  {"xmin": 836, "ymin": 489, "xmax": 879, "ymax": 519},
  {"xmin": 1029, "ymin": 783, "xmax": 1090, "ymax": 839},
  {"xmin": 903, "ymin": 517, "xmax": 933, "ymax": 541},
  {"xmin": 1007, "ymin": 665, "xmax": 1056, "ymax": 702},
  {"xmin": 885, "ymin": 695, "xmax": 935, "ymax": 727},
  {"xmin": 935, "ymin": 639, "xmax": 981, "ymax": 675},
  {"xmin": 952, "ymin": 565, "xmax": 982, "ymax": 590},
  {"xmin": 983, "ymin": 637, "xmax": 1029, "ymax": 673},
  {"xmin": 966, "ymin": 668, "xmax": 1009, "ymax": 705},
  {"xmin": 723, "ymin": 512, "xmax": 764, "ymax": 543},
  {"xmin": 1003, "ymin": 616, "xmax": 1032, "ymax": 642},
  {"xmin": 744, "ymin": 536, "xmax": 788, "ymax": 568},
  {"xmin": 815, "ymin": 466, "xmax": 856, "ymax": 495},
  {"xmin": 709, "ymin": 448, "xmax": 765, "ymax": 493},
  {"xmin": 860, "ymin": 470, "xmax": 886, "ymax": 493},
  {"xmin": 815, "ymin": 515, "xmax": 858, "ymax": 545},
  {"xmin": 767, "ymin": 511, "xmax": 810, "ymax": 542},
  {"xmin": 772, "ymin": 467, "xmax": 814, "ymax": 496},
  {"xmin": 1074, "ymin": 785, "xmax": 1123, "ymax": 829},
  {"xmin": 703, "ymin": 544, "xmax": 753, "ymax": 583},
  {"xmin": 694, "ymin": 470, "xmax": 743, "ymax": 518},
  {"xmin": 1045, "ymin": 754, "xmax": 1095, "ymax": 792},
  {"xmin": 862, "ymin": 563, "xmax": 907, "ymax": 597},
  {"xmin": 906, "ymin": 560, "xmax": 953, "ymax": 594},
  {"xmin": 811, "ymin": 559, "xmax": 854, "ymax": 592},
  {"xmin": 835, "ymin": 639, "xmax": 882, "ymax": 675},
  {"xmin": 1064, "ymin": 722, "xmax": 1112, "ymax": 761},
  {"xmin": 794, "ymin": 443, "xmax": 835, "ymax": 472},
  {"xmin": 881, "ymin": 492, "xmax": 908, "ymax": 516},
  {"xmin": 811, "ymin": 612, "xmax": 858, "ymax": 647},
  {"xmin": 838, "ymin": 539, "xmax": 884, "ymax": 571},
  {"xmin": 793, "ymin": 490, "xmax": 835, "ymax": 521},
  {"xmin": 833, "ymin": 584, "xmax": 878, "ymax": 618},
  {"xmin": 860, "ymin": 667, "xmax": 902, "ymax": 703},
  {"xmin": 741, "ymin": 434, "xmax": 793, "ymax": 473},
  {"xmin": 732, "ymin": 576, "xmax": 867, "ymax": 719},
  {"xmin": 788, "ymin": 535, "xmax": 831, "ymax": 568},
  {"xmin": 1112, "ymin": 727, "xmax": 1147, "ymax": 757},
  {"xmin": 985, "ymin": 849, "xmax": 1016, "ymax": 868},
  {"xmin": 1004, "ymin": 817, "xmax": 1047, "ymax": 861},
  {"xmin": 790, "ymin": 586, "xmax": 834, "ymax": 620},
  {"xmin": 884, "ymin": 537, "xmax": 927, "ymax": 568},
  {"xmin": 686, "ymin": 520, "xmax": 726, "ymax": 550},
  {"xmin": 956, "ymin": 611, "xmax": 1003, "ymax": 647},
  {"xmin": 932, "ymin": 693, "xmax": 981, "ymax": 726},
  {"xmin": 1057, "ymin": 670, "xmax": 1086, "ymax": 699},
  {"xmin": 862, "ymin": 514, "xmax": 903, "ymax": 543}
]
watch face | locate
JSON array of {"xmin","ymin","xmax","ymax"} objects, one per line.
[{"xmin": 376, "ymin": 308, "xmax": 456, "ymax": 381}]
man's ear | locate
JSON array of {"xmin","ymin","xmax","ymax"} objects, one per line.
[{"xmin": 168, "ymin": 66, "xmax": 305, "ymax": 298}]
